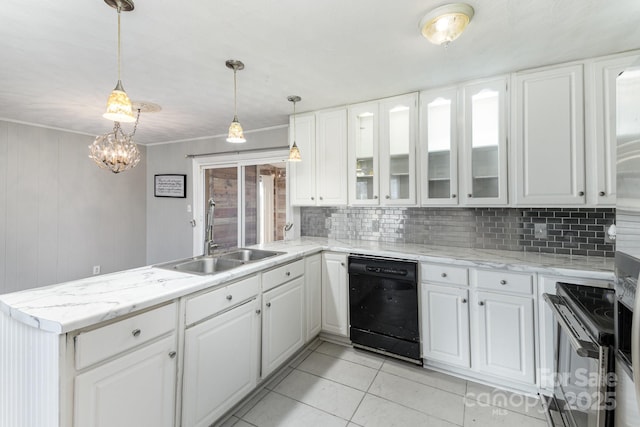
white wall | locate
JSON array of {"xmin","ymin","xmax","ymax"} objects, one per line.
[
  {"xmin": 0, "ymin": 120, "xmax": 147, "ymax": 294},
  {"xmin": 146, "ymin": 126, "xmax": 288, "ymax": 264}
]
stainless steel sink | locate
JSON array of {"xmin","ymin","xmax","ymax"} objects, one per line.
[
  {"xmin": 155, "ymin": 248, "xmax": 285, "ymax": 275},
  {"xmin": 219, "ymin": 248, "xmax": 285, "ymax": 262}
]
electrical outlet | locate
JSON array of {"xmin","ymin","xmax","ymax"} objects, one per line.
[
  {"xmin": 92, "ymin": 265, "xmax": 101, "ymax": 275},
  {"xmin": 534, "ymin": 223, "xmax": 548, "ymax": 239}
]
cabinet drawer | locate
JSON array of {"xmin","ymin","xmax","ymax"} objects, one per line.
[
  {"xmin": 186, "ymin": 274, "xmax": 260, "ymax": 326},
  {"xmin": 421, "ymin": 263, "xmax": 468, "ymax": 286},
  {"xmin": 262, "ymin": 259, "xmax": 305, "ymax": 292},
  {"xmin": 75, "ymin": 302, "xmax": 177, "ymax": 370},
  {"xmin": 472, "ymin": 269, "xmax": 533, "ymax": 295}
]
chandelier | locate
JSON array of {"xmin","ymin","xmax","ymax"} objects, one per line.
[{"xmin": 89, "ymin": 110, "xmax": 141, "ymax": 174}]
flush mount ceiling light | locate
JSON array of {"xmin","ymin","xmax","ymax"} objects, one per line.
[
  {"xmin": 226, "ymin": 59, "xmax": 246, "ymax": 143},
  {"xmin": 89, "ymin": 101, "xmax": 161, "ymax": 173},
  {"xmin": 419, "ymin": 3, "xmax": 474, "ymax": 47},
  {"xmin": 287, "ymin": 95, "xmax": 302, "ymax": 162},
  {"xmin": 102, "ymin": 0, "xmax": 136, "ymax": 123}
]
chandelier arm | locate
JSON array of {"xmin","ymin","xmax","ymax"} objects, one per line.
[{"xmin": 128, "ymin": 109, "xmax": 141, "ymax": 137}]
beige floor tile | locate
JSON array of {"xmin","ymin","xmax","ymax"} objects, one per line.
[
  {"xmin": 352, "ymin": 394, "xmax": 460, "ymax": 427},
  {"xmin": 297, "ymin": 352, "xmax": 378, "ymax": 391},
  {"xmin": 368, "ymin": 371, "xmax": 465, "ymax": 425},
  {"xmin": 242, "ymin": 391, "xmax": 348, "ymax": 427},
  {"xmin": 274, "ymin": 369, "xmax": 365, "ymax": 419},
  {"xmin": 381, "ymin": 358, "xmax": 467, "ymax": 396},
  {"xmin": 464, "ymin": 400, "xmax": 547, "ymax": 427},
  {"xmin": 234, "ymin": 388, "xmax": 270, "ymax": 418},
  {"xmin": 465, "ymin": 381, "xmax": 546, "ymax": 420},
  {"xmin": 315, "ymin": 341, "xmax": 386, "ymax": 369}
]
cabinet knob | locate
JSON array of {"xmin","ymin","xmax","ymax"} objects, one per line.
[
  {"xmin": 319, "ymin": 196, "xmax": 324, "ymax": 201},
  {"xmin": 441, "ymin": 272, "xmax": 447, "ymax": 278},
  {"xmin": 341, "ymin": 262, "xmax": 345, "ymax": 267},
  {"xmin": 579, "ymin": 191, "xmax": 585, "ymax": 196},
  {"xmin": 500, "ymin": 280, "xmax": 507, "ymax": 285},
  {"xmin": 478, "ymin": 301, "xmax": 485, "ymax": 306},
  {"xmin": 452, "ymin": 194, "xmax": 457, "ymax": 198},
  {"xmin": 286, "ymin": 271, "xmax": 291, "ymax": 276},
  {"xmin": 266, "ymin": 302, "xmax": 271, "ymax": 307},
  {"xmin": 168, "ymin": 351, "xmax": 177, "ymax": 359},
  {"xmin": 374, "ymin": 195, "xmax": 379, "ymax": 199},
  {"xmin": 311, "ymin": 197, "xmax": 315, "ymax": 201},
  {"xmin": 468, "ymin": 194, "xmax": 473, "ymax": 198},
  {"xmin": 226, "ymin": 294, "xmax": 233, "ymax": 300},
  {"xmin": 255, "ymin": 309, "xmax": 261, "ymax": 315},
  {"xmin": 599, "ymin": 191, "xmax": 605, "ymax": 196},
  {"xmin": 132, "ymin": 329, "xmax": 141, "ymax": 337},
  {"xmin": 461, "ymin": 298, "xmax": 467, "ymax": 304},
  {"xmin": 385, "ymin": 195, "xmax": 390, "ymax": 199}
]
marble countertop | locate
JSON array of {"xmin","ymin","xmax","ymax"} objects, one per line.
[{"xmin": 0, "ymin": 238, "xmax": 614, "ymax": 334}]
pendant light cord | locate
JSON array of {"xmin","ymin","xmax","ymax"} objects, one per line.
[
  {"xmin": 117, "ymin": 6, "xmax": 122, "ymax": 81},
  {"xmin": 233, "ymin": 69, "xmax": 238, "ymax": 117},
  {"xmin": 292, "ymin": 99, "xmax": 296, "ymax": 136}
]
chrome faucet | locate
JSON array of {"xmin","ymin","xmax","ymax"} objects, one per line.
[{"xmin": 204, "ymin": 197, "xmax": 218, "ymax": 255}]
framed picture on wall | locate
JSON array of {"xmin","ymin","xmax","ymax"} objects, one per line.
[{"xmin": 154, "ymin": 174, "xmax": 187, "ymax": 198}]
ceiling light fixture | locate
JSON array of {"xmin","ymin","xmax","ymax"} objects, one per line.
[
  {"xmin": 103, "ymin": 0, "xmax": 136, "ymax": 123},
  {"xmin": 287, "ymin": 95, "xmax": 302, "ymax": 162},
  {"xmin": 89, "ymin": 101, "xmax": 161, "ymax": 173},
  {"xmin": 226, "ymin": 59, "xmax": 246, "ymax": 143},
  {"xmin": 419, "ymin": 3, "xmax": 474, "ymax": 47}
]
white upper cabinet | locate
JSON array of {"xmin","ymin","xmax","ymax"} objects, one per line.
[
  {"xmin": 587, "ymin": 52, "xmax": 639, "ymax": 206},
  {"xmin": 289, "ymin": 113, "xmax": 316, "ymax": 206},
  {"xmin": 512, "ymin": 64, "xmax": 585, "ymax": 205},
  {"xmin": 460, "ymin": 77, "xmax": 509, "ymax": 205},
  {"xmin": 289, "ymin": 108, "xmax": 348, "ymax": 206},
  {"xmin": 419, "ymin": 88, "xmax": 459, "ymax": 205},
  {"xmin": 348, "ymin": 93, "xmax": 417, "ymax": 206}
]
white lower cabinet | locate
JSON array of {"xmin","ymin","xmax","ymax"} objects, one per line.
[
  {"xmin": 473, "ymin": 291, "xmax": 535, "ymax": 384},
  {"xmin": 305, "ymin": 253, "xmax": 322, "ymax": 341},
  {"xmin": 321, "ymin": 252, "xmax": 349, "ymax": 337},
  {"xmin": 181, "ymin": 298, "xmax": 260, "ymax": 427},
  {"xmin": 74, "ymin": 335, "xmax": 177, "ymax": 427},
  {"xmin": 262, "ymin": 275, "xmax": 305, "ymax": 377},
  {"xmin": 421, "ymin": 283, "xmax": 470, "ymax": 368}
]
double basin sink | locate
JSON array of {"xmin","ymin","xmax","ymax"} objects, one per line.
[{"xmin": 156, "ymin": 248, "xmax": 285, "ymax": 275}]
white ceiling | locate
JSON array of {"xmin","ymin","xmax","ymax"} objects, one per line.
[{"xmin": 1, "ymin": 0, "xmax": 639, "ymax": 144}]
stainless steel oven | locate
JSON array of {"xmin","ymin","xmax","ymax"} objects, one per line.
[{"xmin": 543, "ymin": 283, "xmax": 615, "ymax": 427}]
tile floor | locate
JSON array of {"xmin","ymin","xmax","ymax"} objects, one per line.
[{"xmin": 217, "ymin": 340, "xmax": 548, "ymax": 427}]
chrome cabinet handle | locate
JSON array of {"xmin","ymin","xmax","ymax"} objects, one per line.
[
  {"xmin": 461, "ymin": 298, "xmax": 467, "ymax": 304},
  {"xmin": 579, "ymin": 191, "xmax": 585, "ymax": 196},
  {"xmin": 478, "ymin": 301, "xmax": 484, "ymax": 306},
  {"xmin": 168, "ymin": 351, "xmax": 177, "ymax": 359},
  {"xmin": 599, "ymin": 191, "xmax": 605, "ymax": 196},
  {"xmin": 226, "ymin": 295, "xmax": 233, "ymax": 300},
  {"xmin": 132, "ymin": 329, "xmax": 141, "ymax": 337},
  {"xmin": 266, "ymin": 302, "xmax": 271, "ymax": 307},
  {"xmin": 500, "ymin": 280, "xmax": 507, "ymax": 285},
  {"xmin": 441, "ymin": 273, "xmax": 447, "ymax": 278}
]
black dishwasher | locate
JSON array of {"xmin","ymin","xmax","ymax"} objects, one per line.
[{"xmin": 348, "ymin": 255, "xmax": 421, "ymax": 364}]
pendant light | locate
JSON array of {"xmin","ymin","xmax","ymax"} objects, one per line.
[
  {"xmin": 226, "ymin": 59, "xmax": 246, "ymax": 143},
  {"xmin": 419, "ymin": 3, "xmax": 474, "ymax": 47},
  {"xmin": 103, "ymin": 0, "xmax": 136, "ymax": 123},
  {"xmin": 287, "ymin": 95, "xmax": 302, "ymax": 162}
]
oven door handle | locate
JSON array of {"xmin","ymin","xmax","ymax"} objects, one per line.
[{"xmin": 543, "ymin": 293, "xmax": 600, "ymax": 359}]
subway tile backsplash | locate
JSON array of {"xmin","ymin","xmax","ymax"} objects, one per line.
[{"xmin": 301, "ymin": 207, "xmax": 616, "ymax": 257}]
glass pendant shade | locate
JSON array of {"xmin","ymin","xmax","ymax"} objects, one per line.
[
  {"xmin": 103, "ymin": 80, "xmax": 136, "ymax": 123},
  {"xmin": 419, "ymin": 3, "xmax": 474, "ymax": 46},
  {"xmin": 288, "ymin": 141, "xmax": 301, "ymax": 162},
  {"xmin": 227, "ymin": 115, "xmax": 246, "ymax": 143},
  {"xmin": 88, "ymin": 122, "xmax": 141, "ymax": 174}
]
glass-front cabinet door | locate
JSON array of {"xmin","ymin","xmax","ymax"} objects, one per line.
[
  {"xmin": 419, "ymin": 88, "xmax": 458, "ymax": 205},
  {"xmin": 348, "ymin": 102, "xmax": 380, "ymax": 205},
  {"xmin": 461, "ymin": 77, "xmax": 508, "ymax": 205},
  {"xmin": 379, "ymin": 93, "xmax": 417, "ymax": 205}
]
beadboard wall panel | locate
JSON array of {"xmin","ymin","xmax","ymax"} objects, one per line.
[
  {"xmin": 0, "ymin": 311, "xmax": 60, "ymax": 427},
  {"xmin": 0, "ymin": 120, "xmax": 147, "ymax": 294}
]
